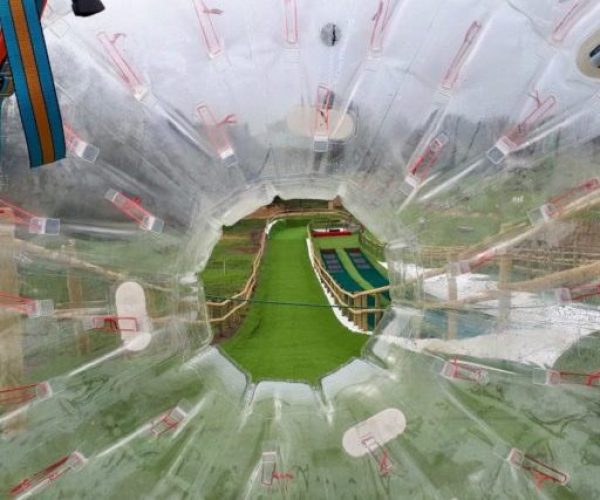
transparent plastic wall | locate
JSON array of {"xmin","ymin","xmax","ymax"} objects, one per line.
[{"xmin": 1, "ymin": 0, "xmax": 600, "ymax": 497}]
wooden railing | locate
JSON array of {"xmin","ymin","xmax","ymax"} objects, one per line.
[
  {"xmin": 205, "ymin": 214, "xmax": 391, "ymax": 333},
  {"xmin": 358, "ymin": 229, "xmax": 386, "ymax": 261},
  {"xmin": 206, "ymin": 227, "xmax": 267, "ymax": 327},
  {"xmin": 206, "ymin": 209, "xmax": 355, "ymax": 328},
  {"xmin": 361, "ymin": 229, "xmax": 600, "ymax": 271},
  {"xmin": 308, "ymin": 231, "xmax": 389, "ymax": 332},
  {"xmin": 258, "ymin": 206, "xmax": 353, "ymax": 222},
  {"xmin": 207, "ymin": 200, "xmax": 600, "ymax": 334}
]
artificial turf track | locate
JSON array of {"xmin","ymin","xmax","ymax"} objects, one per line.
[
  {"xmin": 221, "ymin": 220, "xmax": 368, "ymax": 384},
  {"xmin": 320, "ymin": 249, "xmax": 363, "ymax": 292},
  {"xmin": 345, "ymin": 248, "xmax": 390, "ymax": 290},
  {"xmin": 313, "ymin": 234, "xmax": 387, "ymax": 289},
  {"xmin": 320, "ymin": 248, "xmax": 377, "ymax": 329}
]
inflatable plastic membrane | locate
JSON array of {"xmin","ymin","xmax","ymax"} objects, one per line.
[{"xmin": 2, "ymin": 0, "xmax": 600, "ymax": 497}]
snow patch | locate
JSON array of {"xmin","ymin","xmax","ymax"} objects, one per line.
[{"xmin": 387, "ymin": 269, "xmax": 600, "ymax": 367}]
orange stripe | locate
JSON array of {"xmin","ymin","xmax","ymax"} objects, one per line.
[{"xmin": 9, "ymin": 0, "xmax": 54, "ymax": 163}]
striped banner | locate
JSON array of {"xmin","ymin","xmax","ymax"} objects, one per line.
[{"xmin": 0, "ymin": 0, "xmax": 65, "ymax": 167}]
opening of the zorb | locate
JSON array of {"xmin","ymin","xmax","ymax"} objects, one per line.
[{"xmin": 1, "ymin": 0, "xmax": 600, "ymax": 497}]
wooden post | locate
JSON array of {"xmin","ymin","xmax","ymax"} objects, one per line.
[
  {"xmin": 374, "ymin": 293, "xmax": 382, "ymax": 328},
  {"xmin": 0, "ymin": 209, "xmax": 26, "ymax": 434},
  {"xmin": 361, "ymin": 294, "xmax": 369, "ymax": 331},
  {"xmin": 447, "ymin": 252, "xmax": 458, "ymax": 340},
  {"xmin": 498, "ymin": 253, "xmax": 512, "ymax": 328},
  {"xmin": 233, "ymin": 303, "xmax": 240, "ymax": 326},
  {"xmin": 224, "ymin": 304, "xmax": 231, "ymax": 332},
  {"xmin": 344, "ymin": 293, "xmax": 349, "ymax": 322}
]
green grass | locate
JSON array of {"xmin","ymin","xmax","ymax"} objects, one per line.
[
  {"xmin": 313, "ymin": 234, "xmax": 359, "ymax": 251},
  {"xmin": 221, "ymin": 220, "xmax": 368, "ymax": 384},
  {"xmin": 554, "ymin": 330, "xmax": 600, "ymax": 372},
  {"xmin": 398, "ymin": 207, "xmax": 502, "ymax": 247},
  {"xmin": 69, "ymin": 235, "xmax": 181, "ymax": 274},
  {"xmin": 201, "ymin": 219, "xmax": 265, "ymax": 297},
  {"xmin": 416, "ymin": 213, "xmax": 501, "ymax": 246}
]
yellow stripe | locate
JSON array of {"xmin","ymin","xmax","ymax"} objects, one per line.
[{"xmin": 9, "ymin": 0, "xmax": 54, "ymax": 163}]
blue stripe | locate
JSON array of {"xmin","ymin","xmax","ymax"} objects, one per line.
[
  {"xmin": 23, "ymin": 0, "xmax": 65, "ymax": 159},
  {"xmin": 0, "ymin": 0, "xmax": 42, "ymax": 166}
]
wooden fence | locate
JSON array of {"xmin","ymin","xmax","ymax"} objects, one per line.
[
  {"xmin": 358, "ymin": 229, "xmax": 386, "ymax": 261},
  {"xmin": 360, "ymin": 228, "xmax": 600, "ymax": 271},
  {"xmin": 206, "ymin": 215, "xmax": 391, "ymax": 333},
  {"xmin": 205, "ymin": 209, "xmax": 355, "ymax": 327},
  {"xmin": 206, "ymin": 227, "xmax": 267, "ymax": 330}
]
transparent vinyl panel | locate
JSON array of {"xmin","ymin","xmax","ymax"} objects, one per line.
[{"xmin": 1, "ymin": 0, "xmax": 600, "ymax": 497}]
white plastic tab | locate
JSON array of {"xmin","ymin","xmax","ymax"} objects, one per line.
[
  {"xmin": 440, "ymin": 359, "xmax": 489, "ymax": 385},
  {"xmin": 0, "ymin": 198, "xmax": 60, "ymax": 235},
  {"xmin": 527, "ymin": 203, "xmax": 555, "ymax": 225},
  {"xmin": 486, "ymin": 137, "xmax": 512, "ymax": 165},
  {"xmin": 64, "ymin": 124, "xmax": 100, "ymax": 163},
  {"xmin": 342, "ymin": 408, "xmax": 406, "ymax": 458},
  {"xmin": 149, "ymin": 404, "xmax": 189, "ymax": 437},
  {"xmin": 115, "ymin": 281, "xmax": 152, "ymax": 352},
  {"xmin": 105, "ymin": 189, "xmax": 164, "ymax": 234},
  {"xmin": 0, "ymin": 293, "xmax": 53, "ymax": 317},
  {"xmin": 260, "ymin": 451, "xmax": 277, "ymax": 486},
  {"xmin": 399, "ymin": 174, "xmax": 419, "ymax": 196},
  {"xmin": 27, "ymin": 299, "xmax": 55, "ymax": 318},
  {"xmin": 313, "ymin": 85, "xmax": 332, "ymax": 152},
  {"xmin": 28, "ymin": 217, "xmax": 60, "ymax": 235},
  {"xmin": 196, "ymin": 104, "xmax": 238, "ymax": 166}
]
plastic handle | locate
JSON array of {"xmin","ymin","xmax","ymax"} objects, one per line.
[
  {"xmin": 441, "ymin": 21, "xmax": 482, "ymax": 90},
  {"xmin": 192, "ymin": 0, "xmax": 223, "ymax": 58},
  {"xmin": 97, "ymin": 32, "xmax": 147, "ymax": 100}
]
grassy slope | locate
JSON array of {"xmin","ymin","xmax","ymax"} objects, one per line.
[
  {"xmin": 201, "ymin": 219, "xmax": 265, "ymax": 297},
  {"xmin": 221, "ymin": 222, "xmax": 367, "ymax": 384}
]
